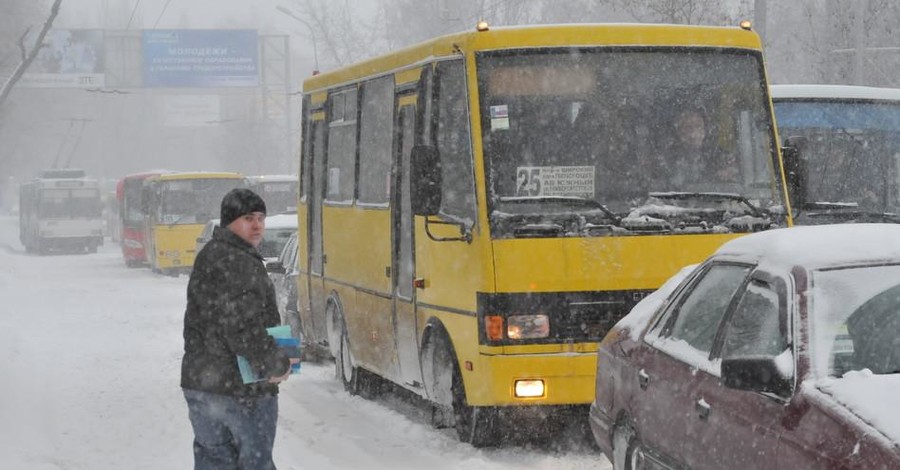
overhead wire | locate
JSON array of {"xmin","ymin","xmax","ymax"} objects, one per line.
[
  {"xmin": 126, "ymin": 0, "xmax": 142, "ymax": 29},
  {"xmin": 153, "ymin": 0, "xmax": 175, "ymax": 29}
]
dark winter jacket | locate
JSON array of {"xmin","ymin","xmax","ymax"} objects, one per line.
[{"xmin": 181, "ymin": 226, "xmax": 289, "ymax": 398}]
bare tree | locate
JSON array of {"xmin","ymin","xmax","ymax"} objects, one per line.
[
  {"xmin": 285, "ymin": 0, "xmax": 386, "ymax": 71},
  {"xmin": 610, "ymin": 0, "xmax": 751, "ymax": 25},
  {"xmin": 1, "ymin": 0, "xmax": 62, "ymax": 112}
]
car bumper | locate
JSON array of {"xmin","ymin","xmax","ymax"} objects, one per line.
[{"xmin": 589, "ymin": 400, "xmax": 615, "ymax": 458}]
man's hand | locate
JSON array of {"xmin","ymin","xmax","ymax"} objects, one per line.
[{"xmin": 267, "ymin": 358, "xmax": 301, "ymax": 384}]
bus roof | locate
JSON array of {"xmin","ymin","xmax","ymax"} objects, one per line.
[
  {"xmin": 120, "ymin": 170, "xmax": 171, "ymax": 181},
  {"xmin": 303, "ymin": 23, "xmax": 763, "ymax": 94},
  {"xmin": 247, "ymin": 175, "xmax": 297, "ymax": 183},
  {"xmin": 150, "ymin": 171, "xmax": 244, "ymax": 181},
  {"xmin": 771, "ymin": 84, "xmax": 900, "ymax": 102}
]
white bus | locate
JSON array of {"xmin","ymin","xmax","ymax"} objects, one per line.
[
  {"xmin": 19, "ymin": 169, "xmax": 105, "ymax": 254},
  {"xmin": 772, "ymin": 84, "xmax": 900, "ymax": 223}
]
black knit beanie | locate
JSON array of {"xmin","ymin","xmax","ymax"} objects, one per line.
[{"xmin": 220, "ymin": 188, "xmax": 266, "ymax": 228}]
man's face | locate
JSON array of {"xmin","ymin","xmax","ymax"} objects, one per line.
[
  {"xmin": 227, "ymin": 212, "xmax": 266, "ymax": 247},
  {"xmin": 676, "ymin": 112, "xmax": 705, "ymax": 149}
]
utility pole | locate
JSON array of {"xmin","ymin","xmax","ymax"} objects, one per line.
[{"xmin": 753, "ymin": 0, "xmax": 767, "ymax": 47}]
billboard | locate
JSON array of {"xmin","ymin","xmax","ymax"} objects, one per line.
[
  {"xmin": 143, "ymin": 30, "xmax": 259, "ymax": 87},
  {"xmin": 21, "ymin": 29, "xmax": 105, "ymax": 88}
]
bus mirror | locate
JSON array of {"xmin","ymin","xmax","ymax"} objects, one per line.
[
  {"xmin": 782, "ymin": 136, "xmax": 808, "ymax": 211},
  {"xmin": 410, "ymin": 145, "xmax": 442, "ymax": 216}
]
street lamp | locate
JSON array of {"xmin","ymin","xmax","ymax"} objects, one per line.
[{"xmin": 276, "ymin": 5, "xmax": 320, "ymax": 75}]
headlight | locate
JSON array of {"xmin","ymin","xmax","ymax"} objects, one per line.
[{"xmin": 507, "ymin": 314, "xmax": 550, "ymax": 339}]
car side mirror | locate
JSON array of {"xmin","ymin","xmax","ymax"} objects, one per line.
[
  {"xmin": 722, "ymin": 354, "xmax": 793, "ymax": 398},
  {"xmin": 410, "ymin": 144, "xmax": 442, "ymax": 216},
  {"xmin": 781, "ymin": 135, "xmax": 809, "ymax": 211}
]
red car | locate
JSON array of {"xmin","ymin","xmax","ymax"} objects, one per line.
[{"xmin": 590, "ymin": 224, "xmax": 900, "ymax": 469}]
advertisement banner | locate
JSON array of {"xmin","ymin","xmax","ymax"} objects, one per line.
[
  {"xmin": 143, "ymin": 30, "xmax": 259, "ymax": 87},
  {"xmin": 21, "ymin": 29, "xmax": 105, "ymax": 88}
]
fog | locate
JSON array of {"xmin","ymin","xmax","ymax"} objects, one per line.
[{"xmin": 2, "ymin": 0, "xmax": 898, "ymax": 212}]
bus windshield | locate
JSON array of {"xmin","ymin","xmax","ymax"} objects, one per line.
[
  {"xmin": 254, "ymin": 181, "xmax": 298, "ymax": 215},
  {"xmin": 122, "ymin": 179, "xmax": 145, "ymax": 227},
  {"xmin": 160, "ymin": 179, "xmax": 242, "ymax": 225},
  {"xmin": 774, "ymin": 100, "xmax": 900, "ymax": 215},
  {"xmin": 40, "ymin": 188, "xmax": 102, "ymax": 218},
  {"xmin": 477, "ymin": 48, "xmax": 782, "ymax": 237}
]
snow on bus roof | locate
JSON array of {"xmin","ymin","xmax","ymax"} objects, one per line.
[
  {"xmin": 713, "ymin": 224, "xmax": 900, "ymax": 270},
  {"xmin": 771, "ymin": 84, "xmax": 900, "ymax": 102}
]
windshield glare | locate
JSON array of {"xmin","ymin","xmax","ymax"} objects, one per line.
[
  {"xmin": 477, "ymin": 48, "xmax": 782, "ymax": 236},
  {"xmin": 773, "ymin": 100, "xmax": 900, "ymax": 213},
  {"xmin": 811, "ymin": 264, "xmax": 900, "ymax": 378}
]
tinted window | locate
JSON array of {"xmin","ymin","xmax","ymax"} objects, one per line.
[
  {"xmin": 723, "ymin": 278, "xmax": 786, "ymax": 358},
  {"xmin": 668, "ymin": 264, "xmax": 751, "ymax": 353},
  {"xmin": 326, "ymin": 89, "xmax": 357, "ymax": 203},
  {"xmin": 435, "ymin": 60, "xmax": 476, "ymax": 222},
  {"xmin": 358, "ymin": 76, "xmax": 395, "ymax": 205}
]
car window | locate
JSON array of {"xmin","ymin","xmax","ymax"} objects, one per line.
[
  {"xmin": 666, "ymin": 263, "xmax": 751, "ymax": 354},
  {"xmin": 811, "ymin": 264, "xmax": 900, "ymax": 377},
  {"xmin": 722, "ymin": 277, "xmax": 788, "ymax": 359}
]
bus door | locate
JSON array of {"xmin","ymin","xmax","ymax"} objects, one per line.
[
  {"xmin": 393, "ymin": 100, "xmax": 421, "ymax": 388},
  {"xmin": 307, "ymin": 118, "xmax": 329, "ymax": 351}
]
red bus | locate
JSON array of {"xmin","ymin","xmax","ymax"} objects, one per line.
[{"xmin": 116, "ymin": 171, "xmax": 165, "ymax": 267}]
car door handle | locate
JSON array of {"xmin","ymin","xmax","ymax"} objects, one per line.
[
  {"xmin": 695, "ymin": 398, "xmax": 711, "ymax": 421},
  {"xmin": 638, "ymin": 369, "xmax": 650, "ymax": 390}
]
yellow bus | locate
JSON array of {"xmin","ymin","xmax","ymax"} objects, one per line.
[
  {"xmin": 141, "ymin": 171, "xmax": 246, "ymax": 275},
  {"xmin": 296, "ymin": 22, "xmax": 793, "ymax": 446}
]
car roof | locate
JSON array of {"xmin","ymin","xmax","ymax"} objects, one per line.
[
  {"xmin": 265, "ymin": 213, "xmax": 298, "ymax": 229},
  {"xmin": 713, "ymin": 224, "xmax": 900, "ymax": 270}
]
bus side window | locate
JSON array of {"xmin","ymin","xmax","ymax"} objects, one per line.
[{"xmin": 434, "ymin": 60, "xmax": 476, "ymax": 224}]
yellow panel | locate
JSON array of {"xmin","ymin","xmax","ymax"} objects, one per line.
[
  {"xmin": 322, "ymin": 206, "xmax": 391, "ymax": 293},
  {"xmin": 152, "ymin": 223, "xmax": 205, "ymax": 268},
  {"xmin": 492, "ymin": 233, "xmax": 742, "ymax": 293}
]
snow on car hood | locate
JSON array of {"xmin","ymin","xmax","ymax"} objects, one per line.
[{"xmin": 815, "ymin": 370, "xmax": 900, "ymax": 446}]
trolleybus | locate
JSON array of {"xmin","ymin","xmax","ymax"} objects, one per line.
[{"xmin": 19, "ymin": 169, "xmax": 104, "ymax": 254}]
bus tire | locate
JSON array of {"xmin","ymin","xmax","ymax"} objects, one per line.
[
  {"xmin": 335, "ymin": 314, "xmax": 381, "ymax": 399},
  {"xmin": 423, "ymin": 325, "xmax": 500, "ymax": 447},
  {"xmin": 451, "ymin": 360, "xmax": 500, "ymax": 447}
]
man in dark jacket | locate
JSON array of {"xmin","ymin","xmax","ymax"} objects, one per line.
[{"xmin": 181, "ymin": 188, "xmax": 298, "ymax": 470}]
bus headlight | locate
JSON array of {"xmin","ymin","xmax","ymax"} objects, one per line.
[
  {"xmin": 515, "ymin": 379, "xmax": 545, "ymax": 398},
  {"xmin": 507, "ymin": 314, "xmax": 550, "ymax": 339}
]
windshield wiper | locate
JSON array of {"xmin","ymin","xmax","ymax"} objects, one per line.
[
  {"xmin": 498, "ymin": 196, "xmax": 622, "ymax": 224},
  {"xmin": 804, "ymin": 207, "xmax": 900, "ymax": 223},
  {"xmin": 648, "ymin": 191, "xmax": 764, "ymax": 218}
]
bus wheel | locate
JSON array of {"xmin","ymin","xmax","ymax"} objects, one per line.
[
  {"xmin": 451, "ymin": 360, "xmax": 501, "ymax": 447},
  {"xmin": 335, "ymin": 319, "xmax": 381, "ymax": 398}
]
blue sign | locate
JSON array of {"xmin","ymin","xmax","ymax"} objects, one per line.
[{"xmin": 143, "ymin": 30, "xmax": 259, "ymax": 87}]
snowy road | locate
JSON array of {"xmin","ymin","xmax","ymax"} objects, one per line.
[{"xmin": 0, "ymin": 216, "xmax": 609, "ymax": 469}]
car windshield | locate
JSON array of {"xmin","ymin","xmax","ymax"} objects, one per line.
[
  {"xmin": 259, "ymin": 228, "xmax": 295, "ymax": 259},
  {"xmin": 477, "ymin": 48, "xmax": 783, "ymax": 238},
  {"xmin": 810, "ymin": 264, "xmax": 900, "ymax": 377}
]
